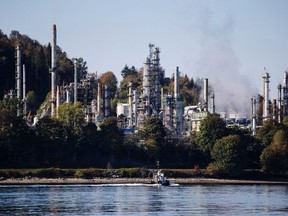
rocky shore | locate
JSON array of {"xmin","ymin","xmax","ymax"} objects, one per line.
[{"xmin": 0, "ymin": 177, "xmax": 287, "ymax": 185}]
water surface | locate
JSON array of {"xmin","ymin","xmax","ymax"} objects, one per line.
[{"xmin": 0, "ymin": 184, "xmax": 287, "ymax": 215}]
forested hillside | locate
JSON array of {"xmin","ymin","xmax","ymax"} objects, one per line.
[{"xmin": 0, "ymin": 30, "xmax": 74, "ymax": 105}]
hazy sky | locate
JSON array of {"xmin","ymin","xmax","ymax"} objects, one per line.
[{"xmin": 1, "ymin": 0, "xmax": 288, "ymax": 114}]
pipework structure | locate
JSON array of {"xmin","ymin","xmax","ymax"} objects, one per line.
[
  {"xmin": 262, "ymin": 70, "xmax": 270, "ymax": 122},
  {"xmin": 251, "ymin": 97, "xmax": 257, "ymax": 136},
  {"xmin": 115, "ymin": 44, "xmax": 212, "ymax": 136},
  {"xmin": 16, "ymin": 45, "xmax": 22, "ymax": 100}
]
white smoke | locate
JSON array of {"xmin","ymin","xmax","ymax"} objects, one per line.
[{"xmin": 195, "ymin": 7, "xmax": 258, "ymax": 115}]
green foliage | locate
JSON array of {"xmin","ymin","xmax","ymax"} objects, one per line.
[
  {"xmin": 140, "ymin": 117, "xmax": 166, "ymax": 143},
  {"xmin": 121, "ymin": 65, "xmax": 138, "ymax": 78},
  {"xmin": 99, "ymin": 117, "xmax": 124, "ymax": 154},
  {"xmin": 260, "ymin": 130, "xmax": 288, "ymax": 174},
  {"xmin": 208, "ymin": 134, "xmax": 247, "ymax": 176},
  {"xmin": 26, "ymin": 91, "xmax": 39, "ymax": 114},
  {"xmin": 76, "ymin": 57, "xmax": 88, "ymax": 79},
  {"xmin": 57, "ymin": 102, "xmax": 85, "ymax": 132},
  {"xmin": 256, "ymin": 119, "xmax": 278, "ymax": 147},
  {"xmin": 138, "ymin": 117, "xmax": 166, "ymax": 162},
  {"xmin": 196, "ymin": 113, "xmax": 227, "ymax": 157}
]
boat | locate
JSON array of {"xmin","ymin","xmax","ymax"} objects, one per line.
[{"xmin": 152, "ymin": 169, "xmax": 170, "ymax": 186}]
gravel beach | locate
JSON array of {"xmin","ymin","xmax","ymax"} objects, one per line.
[{"xmin": 0, "ymin": 177, "xmax": 287, "ymax": 185}]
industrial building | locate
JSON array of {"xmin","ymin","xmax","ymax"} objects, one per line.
[{"xmin": 9, "ymin": 24, "xmax": 288, "ymax": 136}]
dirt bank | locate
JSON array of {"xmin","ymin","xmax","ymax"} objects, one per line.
[{"xmin": 0, "ymin": 177, "xmax": 287, "ymax": 185}]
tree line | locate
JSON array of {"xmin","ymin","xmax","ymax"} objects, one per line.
[{"xmin": 0, "ymin": 97, "xmax": 287, "ymax": 177}]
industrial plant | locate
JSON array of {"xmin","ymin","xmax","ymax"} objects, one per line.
[{"xmin": 8, "ymin": 25, "xmax": 288, "ymax": 136}]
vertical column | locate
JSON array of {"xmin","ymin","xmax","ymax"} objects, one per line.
[
  {"xmin": 251, "ymin": 97, "xmax": 257, "ymax": 136},
  {"xmin": 74, "ymin": 58, "xmax": 78, "ymax": 104},
  {"xmin": 16, "ymin": 45, "xmax": 22, "ymax": 100},
  {"xmin": 203, "ymin": 78, "xmax": 208, "ymax": 112},
  {"xmin": 133, "ymin": 90, "xmax": 138, "ymax": 127},
  {"xmin": 51, "ymin": 24, "xmax": 57, "ymax": 116},
  {"xmin": 23, "ymin": 64, "xmax": 26, "ymax": 116},
  {"xmin": 128, "ymin": 82, "xmax": 133, "ymax": 128},
  {"xmin": 263, "ymin": 71, "xmax": 270, "ymax": 121},
  {"xmin": 143, "ymin": 58, "xmax": 150, "ymax": 116},
  {"xmin": 278, "ymin": 84, "xmax": 282, "ymax": 123}
]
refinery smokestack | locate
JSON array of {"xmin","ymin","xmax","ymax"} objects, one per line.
[
  {"xmin": 283, "ymin": 71, "xmax": 288, "ymax": 116},
  {"xmin": 97, "ymin": 82, "xmax": 101, "ymax": 113},
  {"xmin": 263, "ymin": 70, "xmax": 270, "ymax": 121},
  {"xmin": 51, "ymin": 24, "xmax": 57, "ymax": 116},
  {"xmin": 278, "ymin": 84, "xmax": 282, "ymax": 123},
  {"xmin": 143, "ymin": 58, "xmax": 150, "ymax": 115},
  {"xmin": 211, "ymin": 93, "xmax": 215, "ymax": 114},
  {"xmin": 128, "ymin": 82, "xmax": 133, "ymax": 128},
  {"xmin": 174, "ymin": 66, "xmax": 179, "ymax": 101},
  {"xmin": 16, "ymin": 45, "xmax": 22, "ymax": 100},
  {"xmin": 133, "ymin": 89, "xmax": 138, "ymax": 127},
  {"xmin": 251, "ymin": 97, "xmax": 256, "ymax": 136},
  {"xmin": 23, "ymin": 64, "xmax": 26, "ymax": 116},
  {"xmin": 74, "ymin": 58, "xmax": 78, "ymax": 104},
  {"xmin": 104, "ymin": 85, "xmax": 110, "ymax": 117},
  {"xmin": 203, "ymin": 78, "xmax": 208, "ymax": 112}
]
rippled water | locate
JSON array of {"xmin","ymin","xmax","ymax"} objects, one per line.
[{"xmin": 0, "ymin": 183, "xmax": 287, "ymax": 215}]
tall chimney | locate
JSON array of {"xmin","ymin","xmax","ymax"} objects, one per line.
[
  {"xmin": 211, "ymin": 93, "xmax": 215, "ymax": 114},
  {"xmin": 278, "ymin": 84, "xmax": 282, "ymax": 123},
  {"xmin": 97, "ymin": 82, "xmax": 101, "ymax": 113},
  {"xmin": 74, "ymin": 58, "xmax": 78, "ymax": 104},
  {"xmin": 204, "ymin": 78, "xmax": 208, "ymax": 112},
  {"xmin": 133, "ymin": 89, "xmax": 138, "ymax": 127},
  {"xmin": 143, "ymin": 58, "xmax": 150, "ymax": 115},
  {"xmin": 23, "ymin": 64, "xmax": 26, "ymax": 116},
  {"xmin": 263, "ymin": 71, "xmax": 270, "ymax": 121},
  {"xmin": 283, "ymin": 71, "xmax": 288, "ymax": 116},
  {"xmin": 174, "ymin": 66, "xmax": 179, "ymax": 101},
  {"xmin": 16, "ymin": 45, "xmax": 22, "ymax": 100},
  {"xmin": 104, "ymin": 85, "xmax": 110, "ymax": 117},
  {"xmin": 251, "ymin": 97, "xmax": 257, "ymax": 136},
  {"xmin": 51, "ymin": 24, "xmax": 57, "ymax": 116},
  {"xmin": 128, "ymin": 82, "xmax": 133, "ymax": 128}
]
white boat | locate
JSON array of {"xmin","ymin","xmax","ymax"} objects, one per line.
[{"xmin": 152, "ymin": 169, "xmax": 170, "ymax": 186}]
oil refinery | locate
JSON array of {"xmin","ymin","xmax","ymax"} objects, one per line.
[{"xmin": 8, "ymin": 25, "xmax": 288, "ymax": 137}]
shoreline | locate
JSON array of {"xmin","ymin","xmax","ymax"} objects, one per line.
[{"xmin": 0, "ymin": 177, "xmax": 287, "ymax": 185}]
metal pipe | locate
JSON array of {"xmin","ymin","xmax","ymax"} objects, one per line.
[
  {"xmin": 128, "ymin": 82, "xmax": 133, "ymax": 128},
  {"xmin": 278, "ymin": 84, "xmax": 282, "ymax": 123},
  {"xmin": 143, "ymin": 58, "xmax": 150, "ymax": 116},
  {"xmin": 74, "ymin": 58, "xmax": 78, "ymax": 104},
  {"xmin": 23, "ymin": 64, "xmax": 26, "ymax": 116},
  {"xmin": 251, "ymin": 97, "xmax": 256, "ymax": 136},
  {"xmin": 272, "ymin": 99, "xmax": 277, "ymax": 121},
  {"xmin": 154, "ymin": 47, "xmax": 160, "ymax": 114},
  {"xmin": 174, "ymin": 66, "xmax": 181, "ymax": 134},
  {"xmin": 211, "ymin": 93, "xmax": 215, "ymax": 114},
  {"xmin": 51, "ymin": 24, "xmax": 57, "ymax": 116},
  {"xmin": 16, "ymin": 45, "xmax": 22, "ymax": 100},
  {"xmin": 174, "ymin": 66, "xmax": 179, "ymax": 100},
  {"xmin": 263, "ymin": 71, "xmax": 270, "ymax": 121},
  {"xmin": 104, "ymin": 85, "xmax": 110, "ymax": 117},
  {"xmin": 204, "ymin": 78, "xmax": 208, "ymax": 112},
  {"xmin": 133, "ymin": 89, "xmax": 138, "ymax": 127},
  {"xmin": 283, "ymin": 71, "xmax": 288, "ymax": 116},
  {"xmin": 97, "ymin": 82, "xmax": 101, "ymax": 113}
]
